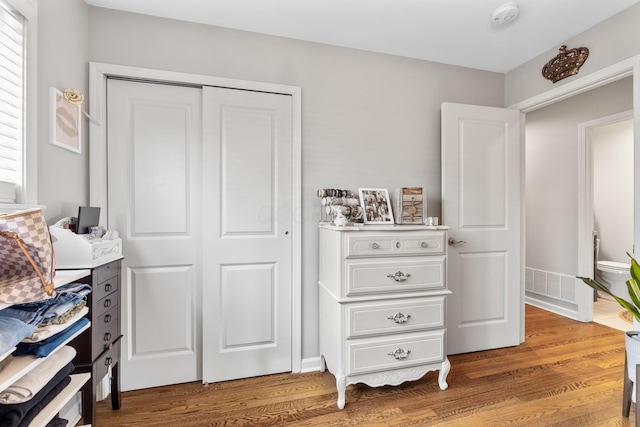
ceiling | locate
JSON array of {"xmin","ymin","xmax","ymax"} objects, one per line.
[{"xmin": 84, "ymin": 0, "xmax": 640, "ymax": 73}]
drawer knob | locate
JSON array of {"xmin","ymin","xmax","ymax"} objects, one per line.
[
  {"xmin": 387, "ymin": 271, "xmax": 411, "ymax": 282},
  {"xmin": 387, "ymin": 312, "xmax": 411, "ymax": 324},
  {"xmin": 104, "ymin": 314, "xmax": 111, "ymax": 323},
  {"xmin": 104, "ymin": 299, "xmax": 111, "ymax": 308},
  {"xmin": 104, "ymin": 333, "xmax": 112, "ymax": 341},
  {"xmin": 387, "ymin": 347, "xmax": 411, "ymax": 360},
  {"xmin": 371, "ymin": 242, "xmax": 379, "ymax": 249},
  {"xmin": 105, "ymin": 284, "xmax": 112, "ymax": 292},
  {"xmin": 421, "ymin": 241, "xmax": 428, "ymax": 248}
]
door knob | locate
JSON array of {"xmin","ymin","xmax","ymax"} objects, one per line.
[{"xmin": 448, "ymin": 237, "xmax": 467, "ymax": 246}]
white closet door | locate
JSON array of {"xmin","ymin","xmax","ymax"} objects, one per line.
[
  {"xmin": 201, "ymin": 86, "xmax": 293, "ymax": 383},
  {"xmin": 107, "ymin": 79, "xmax": 203, "ymax": 390}
]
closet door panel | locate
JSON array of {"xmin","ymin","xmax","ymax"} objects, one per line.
[{"xmin": 107, "ymin": 79, "xmax": 203, "ymax": 391}]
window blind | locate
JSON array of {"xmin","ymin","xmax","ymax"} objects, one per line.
[{"xmin": 0, "ymin": 2, "xmax": 24, "ymax": 185}]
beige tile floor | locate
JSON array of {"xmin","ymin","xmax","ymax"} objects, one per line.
[{"xmin": 593, "ymin": 294, "xmax": 633, "ymax": 331}]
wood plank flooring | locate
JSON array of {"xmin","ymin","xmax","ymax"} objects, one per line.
[{"xmin": 95, "ymin": 305, "xmax": 633, "ymax": 426}]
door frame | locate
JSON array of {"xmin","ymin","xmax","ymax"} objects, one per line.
[
  {"xmin": 509, "ymin": 55, "xmax": 640, "ymax": 322},
  {"xmin": 577, "ymin": 110, "xmax": 633, "ymax": 321},
  {"xmin": 88, "ymin": 62, "xmax": 303, "ymax": 373}
]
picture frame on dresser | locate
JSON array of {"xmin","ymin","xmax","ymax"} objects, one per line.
[{"xmin": 359, "ymin": 188, "xmax": 394, "ymax": 224}]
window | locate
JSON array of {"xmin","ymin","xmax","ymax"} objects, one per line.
[
  {"xmin": 0, "ymin": 0, "xmax": 35, "ymax": 206},
  {"xmin": 0, "ymin": 2, "xmax": 23, "ymax": 201}
]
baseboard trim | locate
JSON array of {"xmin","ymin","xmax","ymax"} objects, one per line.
[{"xmin": 300, "ymin": 356, "xmax": 321, "ymax": 373}]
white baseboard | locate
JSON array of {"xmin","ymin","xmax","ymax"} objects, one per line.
[
  {"xmin": 525, "ymin": 293, "xmax": 581, "ymax": 320},
  {"xmin": 300, "ymin": 356, "xmax": 321, "ymax": 373}
]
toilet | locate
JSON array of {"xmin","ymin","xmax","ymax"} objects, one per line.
[{"xmin": 596, "ymin": 260, "xmax": 632, "ymax": 299}]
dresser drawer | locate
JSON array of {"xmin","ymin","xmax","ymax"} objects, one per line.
[
  {"xmin": 346, "ymin": 330, "xmax": 445, "ymax": 376},
  {"xmin": 92, "ymin": 305, "xmax": 119, "ymax": 360},
  {"xmin": 347, "ymin": 296, "xmax": 445, "ymax": 338},
  {"xmin": 95, "ymin": 338, "xmax": 121, "ymax": 382},
  {"xmin": 345, "ymin": 256, "xmax": 444, "ymax": 296},
  {"xmin": 345, "ymin": 232, "xmax": 445, "ymax": 258},
  {"xmin": 94, "ymin": 272, "xmax": 119, "ymax": 302},
  {"xmin": 95, "ymin": 261, "xmax": 120, "ymax": 285},
  {"xmin": 95, "ymin": 290, "xmax": 118, "ymax": 318}
]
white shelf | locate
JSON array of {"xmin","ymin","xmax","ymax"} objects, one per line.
[
  {"xmin": 53, "ymin": 270, "xmax": 91, "ymax": 288},
  {"xmin": 0, "ymin": 322, "xmax": 90, "ymax": 392},
  {"xmin": 27, "ymin": 373, "xmax": 90, "ymax": 427},
  {"xmin": 0, "ymin": 269, "xmax": 90, "ymax": 311}
]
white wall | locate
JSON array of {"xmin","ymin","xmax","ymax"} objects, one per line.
[
  {"xmin": 593, "ymin": 119, "xmax": 634, "ymax": 263},
  {"xmin": 505, "ymin": 4, "xmax": 640, "ymax": 106},
  {"xmin": 37, "ymin": 4, "xmax": 505, "ymax": 363},
  {"xmin": 525, "ymin": 77, "xmax": 632, "ymax": 275},
  {"xmin": 37, "ymin": 0, "xmax": 89, "ymax": 222}
]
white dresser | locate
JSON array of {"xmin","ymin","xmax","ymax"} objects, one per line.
[{"xmin": 318, "ymin": 223, "xmax": 450, "ymax": 409}]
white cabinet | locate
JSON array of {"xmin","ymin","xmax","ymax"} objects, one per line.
[{"xmin": 318, "ymin": 224, "xmax": 450, "ymax": 409}]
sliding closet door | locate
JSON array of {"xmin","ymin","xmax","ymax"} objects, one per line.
[
  {"xmin": 201, "ymin": 87, "xmax": 293, "ymax": 383},
  {"xmin": 107, "ymin": 79, "xmax": 203, "ymax": 390}
]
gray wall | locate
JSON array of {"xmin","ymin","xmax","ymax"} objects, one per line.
[
  {"xmin": 593, "ymin": 119, "xmax": 634, "ymax": 263},
  {"xmin": 37, "ymin": 0, "xmax": 89, "ymax": 222},
  {"xmin": 37, "ymin": 3, "xmax": 505, "ymax": 362},
  {"xmin": 525, "ymin": 77, "xmax": 633, "ymax": 275},
  {"xmin": 506, "ymin": 3, "xmax": 640, "ymax": 106},
  {"xmin": 36, "ymin": 0, "xmax": 640, "ymax": 366}
]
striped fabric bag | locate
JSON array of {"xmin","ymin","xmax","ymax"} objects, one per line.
[{"xmin": 0, "ymin": 208, "xmax": 56, "ymax": 304}]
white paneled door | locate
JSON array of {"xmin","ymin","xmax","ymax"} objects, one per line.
[
  {"xmin": 201, "ymin": 87, "xmax": 292, "ymax": 383},
  {"xmin": 107, "ymin": 80, "xmax": 293, "ymax": 390},
  {"xmin": 107, "ymin": 80, "xmax": 203, "ymax": 390},
  {"xmin": 441, "ymin": 102, "xmax": 523, "ymax": 355}
]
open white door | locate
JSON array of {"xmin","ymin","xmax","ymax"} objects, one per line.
[{"xmin": 442, "ymin": 102, "xmax": 524, "ymax": 355}]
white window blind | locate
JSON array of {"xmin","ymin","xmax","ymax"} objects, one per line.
[{"xmin": 0, "ymin": 2, "xmax": 24, "ymax": 186}]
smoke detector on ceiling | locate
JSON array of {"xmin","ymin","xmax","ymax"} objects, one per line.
[{"xmin": 491, "ymin": 3, "xmax": 520, "ymax": 27}]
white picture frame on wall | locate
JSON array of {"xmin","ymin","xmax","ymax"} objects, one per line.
[{"xmin": 50, "ymin": 87, "xmax": 81, "ymax": 153}]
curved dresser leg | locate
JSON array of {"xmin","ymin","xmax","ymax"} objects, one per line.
[
  {"xmin": 439, "ymin": 358, "xmax": 451, "ymax": 390},
  {"xmin": 336, "ymin": 376, "xmax": 346, "ymax": 409}
]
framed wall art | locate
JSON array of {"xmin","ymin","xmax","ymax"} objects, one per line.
[
  {"xmin": 359, "ymin": 188, "xmax": 394, "ymax": 224},
  {"xmin": 50, "ymin": 87, "xmax": 81, "ymax": 153}
]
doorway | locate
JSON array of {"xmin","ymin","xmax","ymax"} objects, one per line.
[
  {"xmin": 586, "ymin": 114, "xmax": 634, "ymax": 330},
  {"xmin": 513, "ymin": 68, "xmax": 638, "ymax": 325}
]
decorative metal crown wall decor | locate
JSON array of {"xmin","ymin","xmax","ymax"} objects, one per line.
[{"xmin": 541, "ymin": 45, "xmax": 589, "ymax": 83}]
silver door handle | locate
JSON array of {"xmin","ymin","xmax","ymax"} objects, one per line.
[{"xmin": 448, "ymin": 237, "xmax": 467, "ymax": 245}]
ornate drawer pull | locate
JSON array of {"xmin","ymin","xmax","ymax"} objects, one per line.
[
  {"xmin": 387, "ymin": 312, "xmax": 411, "ymax": 324},
  {"xmin": 105, "ymin": 283, "xmax": 112, "ymax": 292},
  {"xmin": 371, "ymin": 242, "xmax": 379, "ymax": 249},
  {"xmin": 387, "ymin": 347, "xmax": 411, "ymax": 360},
  {"xmin": 104, "ymin": 314, "xmax": 111, "ymax": 323},
  {"xmin": 387, "ymin": 271, "xmax": 411, "ymax": 282},
  {"xmin": 104, "ymin": 299, "xmax": 111, "ymax": 308}
]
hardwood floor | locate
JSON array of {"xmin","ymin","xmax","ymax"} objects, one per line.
[{"xmin": 95, "ymin": 305, "xmax": 633, "ymax": 426}]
